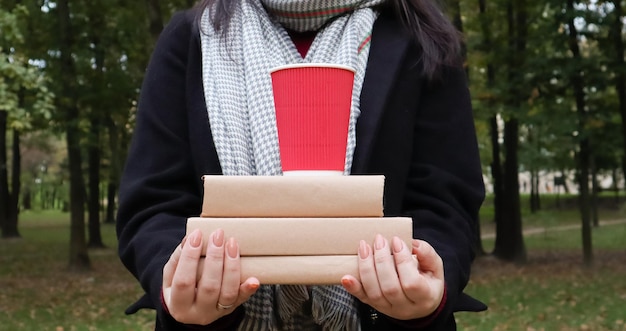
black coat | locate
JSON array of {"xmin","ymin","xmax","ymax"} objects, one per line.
[{"xmin": 117, "ymin": 8, "xmax": 486, "ymax": 331}]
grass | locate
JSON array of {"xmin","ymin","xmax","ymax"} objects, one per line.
[
  {"xmin": 462, "ymin": 246, "xmax": 626, "ymax": 331},
  {"xmin": 0, "ymin": 210, "xmax": 154, "ymax": 331},
  {"xmin": 467, "ymin": 194, "xmax": 626, "ymax": 331},
  {"xmin": 1, "ymin": 198, "xmax": 625, "ymax": 331},
  {"xmin": 458, "ymin": 251, "xmax": 626, "ymax": 331}
]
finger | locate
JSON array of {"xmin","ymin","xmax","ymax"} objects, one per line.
[
  {"xmin": 163, "ymin": 237, "xmax": 185, "ymax": 288},
  {"xmin": 195, "ymin": 230, "xmax": 226, "ymax": 308},
  {"xmin": 391, "ymin": 237, "xmax": 420, "ymax": 302},
  {"xmin": 170, "ymin": 229, "xmax": 203, "ymax": 308},
  {"xmin": 341, "ymin": 275, "xmax": 366, "ymax": 301},
  {"xmin": 412, "ymin": 240, "xmax": 444, "ymax": 279},
  {"xmin": 357, "ymin": 240, "xmax": 389, "ymax": 307},
  {"xmin": 237, "ymin": 277, "xmax": 261, "ymax": 303},
  {"xmin": 217, "ymin": 238, "xmax": 242, "ymax": 307},
  {"xmin": 372, "ymin": 235, "xmax": 404, "ymax": 303}
]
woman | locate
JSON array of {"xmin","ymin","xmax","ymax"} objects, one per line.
[{"xmin": 116, "ymin": 0, "xmax": 486, "ymax": 330}]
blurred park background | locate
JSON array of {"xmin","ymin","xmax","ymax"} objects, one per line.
[{"xmin": 1, "ymin": 0, "xmax": 625, "ymax": 330}]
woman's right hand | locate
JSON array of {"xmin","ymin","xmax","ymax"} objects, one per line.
[{"xmin": 162, "ymin": 229, "xmax": 260, "ymax": 325}]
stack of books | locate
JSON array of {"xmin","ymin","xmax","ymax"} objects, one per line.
[{"xmin": 186, "ymin": 175, "xmax": 413, "ymax": 284}]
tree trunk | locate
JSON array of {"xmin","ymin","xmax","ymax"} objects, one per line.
[
  {"xmin": 534, "ymin": 170, "xmax": 540, "ymax": 211},
  {"xmin": 567, "ymin": 0, "xmax": 593, "ymax": 266},
  {"xmin": 146, "ymin": 0, "xmax": 164, "ymax": 44},
  {"xmin": 22, "ymin": 188, "xmax": 31, "ymax": 210},
  {"xmin": 479, "ymin": 0, "xmax": 501, "ymax": 248},
  {"xmin": 67, "ymin": 121, "xmax": 91, "ymax": 271},
  {"xmin": 530, "ymin": 169, "xmax": 540, "ymax": 213},
  {"xmin": 528, "ymin": 128, "xmax": 540, "ymax": 213},
  {"xmin": 57, "ymin": 0, "xmax": 91, "ymax": 271},
  {"xmin": 493, "ymin": 119, "xmax": 526, "ymax": 263},
  {"xmin": 105, "ymin": 117, "xmax": 120, "ymax": 224},
  {"xmin": 612, "ymin": 168, "xmax": 620, "ymax": 203},
  {"xmin": 105, "ymin": 182, "xmax": 117, "ymax": 223},
  {"xmin": 611, "ymin": 0, "xmax": 626, "ymax": 185},
  {"xmin": 86, "ymin": 9, "xmax": 106, "ymax": 248},
  {"xmin": 489, "ymin": 117, "xmax": 504, "ymax": 222},
  {"xmin": 87, "ymin": 117, "xmax": 105, "ymax": 248},
  {"xmin": 492, "ymin": 0, "xmax": 526, "ymax": 263},
  {"xmin": 591, "ymin": 157, "xmax": 599, "ymax": 227},
  {"xmin": 0, "ymin": 110, "xmax": 10, "ymax": 238},
  {"xmin": 577, "ymin": 148, "xmax": 593, "ymax": 266},
  {"xmin": 5, "ymin": 128, "xmax": 22, "ymax": 238}
]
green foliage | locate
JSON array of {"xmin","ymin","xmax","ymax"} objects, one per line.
[
  {"xmin": 0, "ymin": 5, "xmax": 26, "ymax": 45},
  {"xmin": 0, "ymin": 5, "xmax": 55, "ymax": 131},
  {"xmin": 463, "ymin": 0, "xmax": 626, "ymax": 180}
]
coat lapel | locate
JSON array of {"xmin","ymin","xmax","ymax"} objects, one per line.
[{"xmin": 351, "ymin": 12, "xmax": 410, "ymax": 174}]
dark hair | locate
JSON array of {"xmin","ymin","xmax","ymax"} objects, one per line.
[{"xmin": 193, "ymin": 0, "xmax": 462, "ymax": 78}]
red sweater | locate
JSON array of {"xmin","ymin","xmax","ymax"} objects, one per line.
[{"xmin": 287, "ymin": 29, "xmax": 317, "ymax": 58}]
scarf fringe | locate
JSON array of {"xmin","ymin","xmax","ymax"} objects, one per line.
[
  {"xmin": 311, "ymin": 286, "xmax": 360, "ymax": 331},
  {"xmin": 239, "ymin": 286, "xmax": 278, "ymax": 331},
  {"xmin": 238, "ymin": 319, "xmax": 276, "ymax": 331},
  {"xmin": 276, "ymin": 285, "xmax": 310, "ymax": 322}
]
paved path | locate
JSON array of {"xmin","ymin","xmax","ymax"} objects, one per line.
[{"xmin": 481, "ymin": 219, "xmax": 626, "ymax": 239}]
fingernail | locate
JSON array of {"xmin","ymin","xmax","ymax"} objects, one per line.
[
  {"xmin": 226, "ymin": 238, "xmax": 238, "ymax": 259},
  {"xmin": 248, "ymin": 283, "xmax": 259, "ymax": 291},
  {"xmin": 392, "ymin": 237, "xmax": 404, "ymax": 253},
  {"xmin": 341, "ymin": 277, "xmax": 353, "ymax": 288},
  {"xmin": 212, "ymin": 229, "xmax": 224, "ymax": 248},
  {"xmin": 374, "ymin": 234, "xmax": 386, "ymax": 251},
  {"xmin": 358, "ymin": 240, "xmax": 369, "ymax": 259},
  {"xmin": 190, "ymin": 230, "xmax": 202, "ymax": 248}
]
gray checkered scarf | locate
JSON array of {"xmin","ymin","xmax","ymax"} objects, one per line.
[{"xmin": 199, "ymin": 0, "xmax": 383, "ymax": 330}]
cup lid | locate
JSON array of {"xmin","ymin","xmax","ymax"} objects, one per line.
[
  {"xmin": 270, "ymin": 63, "xmax": 356, "ymax": 74},
  {"xmin": 282, "ymin": 170, "xmax": 344, "ymax": 176}
]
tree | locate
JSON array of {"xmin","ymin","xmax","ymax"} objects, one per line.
[
  {"xmin": 609, "ymin": 0, "xmax": 626, "ymax": 183},
  {"xmin": 1, "ymin": 5, "xmax": 54, "ymax": 238},
  {"xmin": 54, "ymin": 0, "xmax": 91, "ymax": 271},
  {"xmin": 475, "ymin": 0, "xmax": 504, "ymax": 258},
  {"xmin": 85, "ymin": 1, "xmax": 107, "ymax": 249},
  {"xmin": 488, "ymin": 0, "xmax": 527, "ymax": 263}
]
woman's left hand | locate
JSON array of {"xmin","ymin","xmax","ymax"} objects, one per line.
[{"xmin": 341, "ymin": 236, "xmax": 445, "ymax": 320}]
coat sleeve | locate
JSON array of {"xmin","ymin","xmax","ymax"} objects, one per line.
[
  {"xmin": 115, "ymin": 11, "xmax": 240, "ymax": 330},
  {"xmin": 401, "ymin": 62, "xmax": 487, "ymax": 329}
]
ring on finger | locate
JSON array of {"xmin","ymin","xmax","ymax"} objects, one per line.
[{"xmin": 217, "ymin": 302, "xmax": 234, "ymax": 310}]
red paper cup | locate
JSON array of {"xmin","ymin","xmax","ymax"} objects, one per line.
[{"xmin": 270, "ymin": 63, "xmax": 355, "ymax": 175}]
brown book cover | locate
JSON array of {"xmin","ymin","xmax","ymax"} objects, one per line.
[
  {"xmin": 199, "ymin": 255, "xmax": 360, "ymax": 285},
  {"xmin": 198, "ymin": 255, "xmax": 417, "ymax": 285},
  {"xmin": 239, "ymin": 255, "xmax": 358, "ymax": 284},
  {"xmin": 200, "ymin": 175, "xmax": 385, "ymax": 218},
  {"xmin": 187, "ymin": 217, "xmax": 413, "ymax": 256}
]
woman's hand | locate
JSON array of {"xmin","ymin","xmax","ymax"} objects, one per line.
[
  {"xmin": 162, "ymin": 229, "xmax": 260, "ymax": 325},
  {"xmin": 341, "ymin": 235, "xmax": 445, "ymax": 320}
]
